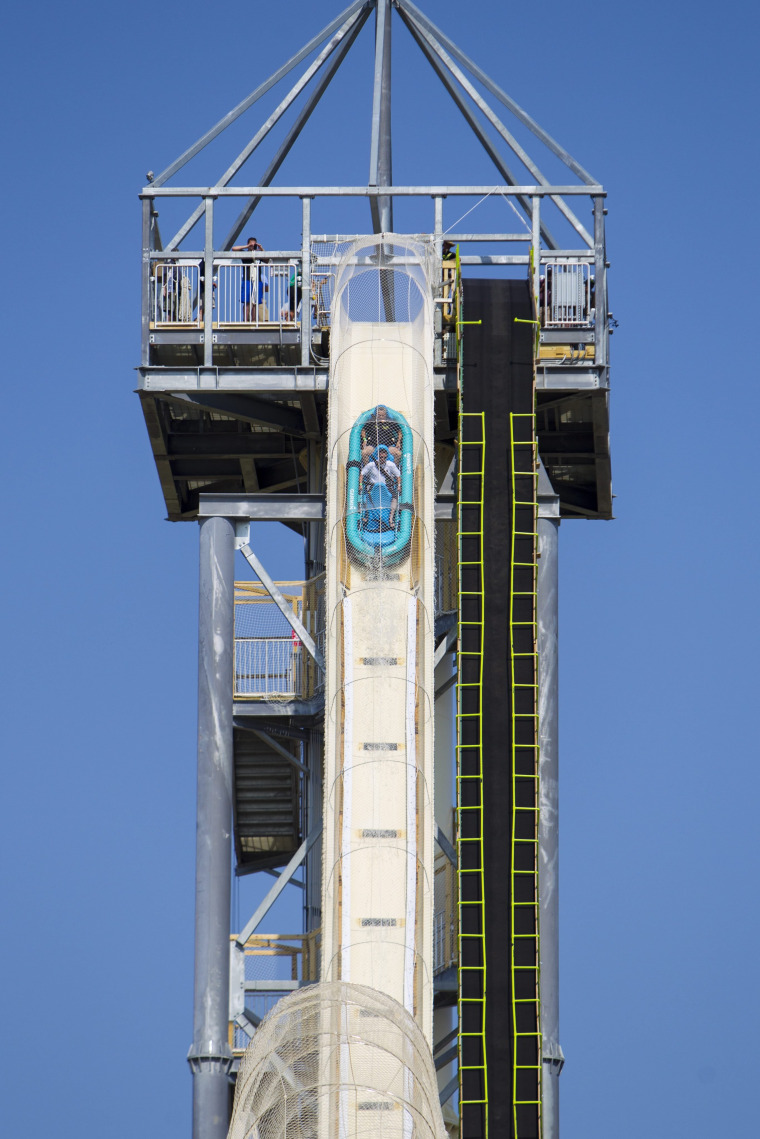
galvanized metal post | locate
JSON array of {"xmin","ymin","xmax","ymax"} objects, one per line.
[
  {"xmin": 378, "ymin": 0, "xmax": 393, "ymax": 233},
  {"xmin": 370, "ymin": 0, "xmax": 393, "ymax": 233},
  {"xmin": 188, "ymin": 516, "xmax": 235, "ymax": 1139},
  {"xmin": 433, "ymin": 194, "xmax": 444, "ymax": 258},
  {"xmin": 531, "ymin": 194, "xmax": 541, "ymax": 316},
  {"xmin": 204, "ymin": 197, "xmax": 214, "ymax": 368},
  {"xmin": 141, "ymin": 198, "xmax": 151, "ymax": 366},
  {"xmin": 433, "ymin": 195, "xmax": 444, "ymax": 366},
  {"xmin": 301, "ymin": 197, "xmax": 312, "ymax": 367},
  {"xmin": 593, "ymin": 196, "xmax": 607, "ymax": 369},
  {"xmin": 538, "ymin": 469, "xmax": 562, "ymax": 1139}
]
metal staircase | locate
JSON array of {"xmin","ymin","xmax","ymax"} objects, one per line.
[{"xmin": 233, "ymin": 730, "xmax": 302, "ymax": 874}]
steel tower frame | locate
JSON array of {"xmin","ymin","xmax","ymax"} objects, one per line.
[{"xmin": 138, "ymin": 4, "xmax": 612, "ymax": 1137}]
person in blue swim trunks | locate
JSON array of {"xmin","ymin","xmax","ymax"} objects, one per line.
[
  {"xmin": 361, "ymin": 446, "xmax": 400, "ymax": 527},
  {"xmin": 232, "ymin": 236, "xmax": 268, "ymax": 322}
]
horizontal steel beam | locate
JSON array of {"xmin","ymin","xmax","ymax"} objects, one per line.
[
  {"xmin": 147, "ymin": 242, "xmax": 593, "ymax": 256},
  {"xmin": 442, "ymin": 233, "xmax": 530, "ymax": 242},
  {"xmin": 142, "ymin": 184, "xmax": 604, "ymax": 198},
  {"xmin": 460, "ymin": 255, "xmax": 529, "ymax": 265},
  {"xmin": 536, "ymin": 371, "xmax": 605, "ymax": 391},
  {"xmin": 139, "ymin": 366, "xmax": 457, "ymax": 394},
  {"xmin": 199, "ymin": 492, "xmax": 457, "ymax": 521},
  {"xmin": 147, "ymin": 249, "xmax": 302, "ymax": 260},
  {"xmin": 201, "ymin": 494, "xmax": 325, "ymax": 520},
  {"xmin": 233, "ymin": 697, "xmax": 324, "ymax": 719},
  {"xmin": 139, "ymin": 367, "xmax": 328, "ymax": 393},
  {"xmin": 243, "ymin": 980, "xmax": 301, "ymax": 992}
]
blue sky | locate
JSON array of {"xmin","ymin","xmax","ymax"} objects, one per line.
[{"xmin": 1, "ymin": 0, "xmax": 758, "ymax": 1135}]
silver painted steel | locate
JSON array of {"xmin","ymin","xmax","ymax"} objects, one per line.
[
  {"xmin": 301, "ymin": 197, "xmax": 312, "ymax": 366},
  {"xmin": 138, "ymin": 366, "xmax": 465, "ymax": 393},
  {"xmin": 188, "ymin": 516, "xmax": 235, "ymax": 1139},
  {"xmin": 369, "ymin": 0, "xmax": 393, "ymax": 232},
  {"xmin": 144, "ymin": 184, "xmax": 605, "ymax": 197},
  {"xmin": 197, "ymin": 493, "xmax": 457, "ymax": 522},
  {"xmin": 141, "ymin": 199, "xmax": 151, "ymax": 366},
  {"xmin": 204, "ymin": 198, "xmax": 213, "ymax": 367},
  {"xmin": 594, "ymin": 197, "xmax": 608, "ymax": 370}
]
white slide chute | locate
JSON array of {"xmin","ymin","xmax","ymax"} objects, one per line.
[{"xmin": 228, "ymin": 237, "xmax": 445, "ymax": 1139}]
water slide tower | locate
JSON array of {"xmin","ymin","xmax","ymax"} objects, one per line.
[{"xmin": 138, "ymin": 4, "xmax": 612, "ymax": 1137}]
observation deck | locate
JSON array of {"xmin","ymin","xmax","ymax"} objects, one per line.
[{"xmin": 139, "ymin": 212, "xmax": 612, "ymax": 523}]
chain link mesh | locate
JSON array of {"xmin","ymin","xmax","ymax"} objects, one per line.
[{"xmin": 228, "ymin": 982, "xmax": 447, "ymax": 1139}]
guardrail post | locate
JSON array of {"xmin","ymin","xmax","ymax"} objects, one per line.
[
  {"xmin": 532, "ymin": 194, "xmax": 541, "ymax": 321},
  {"xmin": 141, "ymin": 198, "xmax": 151, "ymax": 366},
  {"xmin": 593, "ymin": 195, "xmax": 607, "ymax": 368},
  {"xmin": 301, "ymin": 197, "xmax": 312, "ymax": 366},
  {"xmin": 204, "ymin": 197, "xmax": 214, "ymax": 367},
  {"xmin": 433, "ymin": 195, "xmax": 444, "ymax": 366}
]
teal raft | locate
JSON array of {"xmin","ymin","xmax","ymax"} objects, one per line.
[{"xmin": 345, "ymin": 405, "xmax": 414, "ymax": 566}]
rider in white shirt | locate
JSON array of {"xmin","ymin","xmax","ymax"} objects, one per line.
[{"xmin": 361, "ymin": 446, "xmax": 400, "ymax": 526}]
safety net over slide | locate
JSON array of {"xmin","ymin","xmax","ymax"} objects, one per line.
[{"xmin": 229, "ymin": 238, "xmax": 444, "ymax": 1139}]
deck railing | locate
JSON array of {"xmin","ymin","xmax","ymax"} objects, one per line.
[
  {"xmin": 234, "ymin": 577, "xmax": 325, "ymax": 701},
  {"xmin": 229, "ymin": 931, "xmax": 321, "ymax": 1054},
  {"xmin": 149, "ymin": 257, "xmax": 300, "ymax": 328},
  {"xmin": 150, "ymin": 260, "xmax": 202, "ymax": 326},
  {"xmin": 542, "ymin": 259, "xmax": 594, "ymax": 328},
  {"xmin": 214, "ymin": 259, "xmax": 298, "ymax": 327}
]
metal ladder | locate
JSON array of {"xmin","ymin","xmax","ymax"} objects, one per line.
[
  {"xmin": 457, "ymin": 409, "xmax": 488, "ymax": 1138},
  {"xmin": 509, "ymin": 411, "xmax": 542, "ymax": 1137}
]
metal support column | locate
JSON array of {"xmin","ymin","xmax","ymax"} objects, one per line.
[
  {"xmin": 433, "ymin": 194, "xmax": 444, "ymax": 258},
  {"xmin": 433, "ymin": 195, "xmax": 444, "ymax": 366},
  {"xmin": 188, "ymin": 516, "xmax": 235, "ymax": 1139},
  {"xmin": 204, "ymin": 197, "xmax": 214, "ymax": 368},
  {"xmin": 141, "ymin": 198, "xmax": 151, "ymax": 366},
  {"xmin": 300, "ymin": 196, "xmax": 312, "ymax": 367},
  {"xmin": 370, "ymin": 0, "xmax": 393, "ymax": 233},
  {"xmin": 537, "ymin": 468, "xmax": 562, "ymax": 1139},
  {"xmin": 593, "ymin": 196, "xmax": 607, "ymax": 369},
  {"xmin": 531, "ymin": 194, "xmax": 541, "ymax": 315}
]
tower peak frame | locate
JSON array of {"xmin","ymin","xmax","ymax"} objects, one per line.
[{"xmin": 139, "ymin": 0, "xmax": 611, "ymax": 527}]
